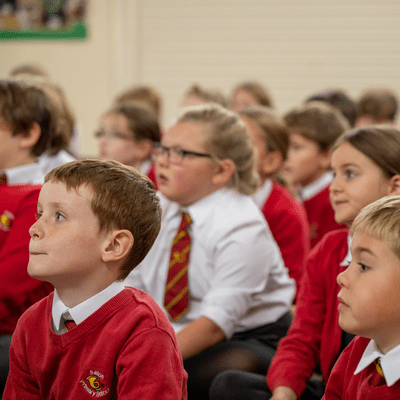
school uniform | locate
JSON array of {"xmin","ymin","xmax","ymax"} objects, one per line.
[
  {"xmin": 267, "ymin": 229, "xmax": 350, "ymax": 398},
  {"xmin": 299, "ymin": 172, "xmax": 345, "ymax": 249},
  {"xmin": 253, "ymin": 179, "xmax": 310, "ymax": 295},
  {"xmin": 37, "ymin": 149, "xmax": 76, "ymax": 176},
  {"xmin": 323, "ymin": 336, "xmax": 400, "ymax": 399},
  {"xmin": 3, "ymin": 162, "xmax": 45, "ymax": 185},
  {"xmin": 4, "ymin": 284, "xmax": 187, "ymax": 399}
]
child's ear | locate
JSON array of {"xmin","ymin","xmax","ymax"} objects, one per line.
[
  {"xmin": 102, "ymin": 230, "xmax": 134, "ymax": 263},
  {"xmin": 261, "ymin": 151, "xmax": 283, "ymax": 177},
  {"xmin": 211, "ymin": 159, "xmax": 235, "ymax": 186},
  {"xmin": 319, "ymin": 148, "xmax": 332, "ymax": 170},
  {"xmin": 387, "ymin": 175, "xmax": 400, "ymax": 195},
  {"xmin": 18, "ymin": 123, "xmax": 41, "ymax": 150},
  {"xmin": 136, "ymin": 139, "xmax": 153, "ymax": 160}
]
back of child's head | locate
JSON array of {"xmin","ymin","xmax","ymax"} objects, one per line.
[
  {"xmin": 9, "ymin": 64, "xmax": 49, "ymax": 80},
  {"xmin": 182, "ymin": 84, "xmax": 228, "ymax": 108},
  {"xmin": 333, "ymin": 125, "xmax": 400, "ymax": 180},
  {"xmin": 231, "ymin": 81, "xmax": 274, "ymax": 108},
  {"xmin": 239, "ymin": 105, "xmax": 289, "ymax": 160},
  {"xmin": 0, "ymin": 79, "xmax": 57, "ymax": 157},
  {"xmin": 357, "ymin": 88, "xmax": 398, "ymax": 123},
  {"xmin": 104, "ymin": 102, "xmax": 161, "ymax": 144},
  {"xmin": 177, "ymin": 103, "xmax": 259, "ymax": 195},
  {"xmin": 305, "ymin": 89, "xmax": 357, "ymax": 128},
  {"xmin": 45, "ymin": 159, "xmax": 161, "ymax": 279},
  {"xmin": 284, "ymin": 101, "xmax": 350, "ymax": 151},
  {"xmin": 351, "ymin": 195, "xmax": 400, "ymax": 261},
  {"xmin": 114, "ymin": 85, "xmax": 162, "ymax": 121}
]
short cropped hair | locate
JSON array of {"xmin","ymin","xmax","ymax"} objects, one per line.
[
  {"xmin": 104, "ymin": 102, "xmax": 161, "ymax": 143},
  {"xmin": 115, "ymin": 85, "xmax": 162, "ymax": 120},
  {"xmin": 0, "ymin": 79, "xmax": 58, "ymax": 157},
  {"xmin": 333, "ymin": 126, "xmax": 400, "ymax": 179},
  {"xmin": 183, "ymin": 84, "xmax": 228, "ymax": 108},
  {"xmin": 284, "ymin": 101, "xmax": 350, "ymax": 151},
  {"xmin": 239, "ymin": 105, "xmax": 289, "ymax": 160},
  {"xmin": 45, "ymin": 160, "xmax": 161, "ymax": 279},
  {"xmin": 357, "ymin": 88, "xmax": 398, "ymax": 122},
  {"xmin": 305, "ymin": 89, "xmax": 357, "ymax": 127},
  {"xmin": 351, "ymin": 196, "xmax": 400, "ymax": 261},
  {"xmin": 232, "ymin": 81, "xmax": 274, "ymax": 108},
  {"xmin": 177, "ymin": 103, "xmax": 259, "ymax": 195}
]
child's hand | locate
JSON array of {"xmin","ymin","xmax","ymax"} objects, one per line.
[{"xmin": 270, "ymin": 386, "xmax": 297, "ymax": 400}]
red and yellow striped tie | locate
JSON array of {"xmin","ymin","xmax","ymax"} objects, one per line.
[{"xmin": 164, "ymin": 212, "xmax": 192, "ymax": 321}]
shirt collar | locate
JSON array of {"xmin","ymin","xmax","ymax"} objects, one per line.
[
  {"xmin": 139, "ymin": 159, "xmax": 152, "ymax": 176},
  {"xmin": 340, "ymin": 233, "xmax": 352, "ymax": 267},
  {"xmin": 355, "ymin": 339, "xmax": 400, "ymax": 387},
  {"xmin": 299, "ymin": 171, "xmax": 333, "ymax": 201},
  {"xmin": 4, "ymin": 162, "xmax": 44, "ymax": 185},
  {"xmin": 52, "ymin": 281, "xmax": 125, "ymax": 330},
  {"xmin": 252, "ymin": 179, "xmax": 273, "ymax": 208}
]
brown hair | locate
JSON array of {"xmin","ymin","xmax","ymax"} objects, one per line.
[
  {"xmin": 45, "ymin": 159, "xmax": 161, "ymax": 279},
  {"xmin": 232, "ymin": 81, "xmax": 274, "ymax": 108},
  {"xmin": 239, "ymin": 105, "xmax": 289, "ymax": 160},
  {"xmin": 357, "ymin": 88, "xmax": 398, "ymax": 122},
  {"xmin": 284, "ymin": 101, "xmax": 350, "ymax": 151},
  {"xmin": 177, "ymin": 103, "xmax": 259, "ymax": 195},
  {"xmin": 115, "ymin": 85, "xmax": 162, "ymax": 120},
  {"xmin": 333, "ymin": 125, "xmax": 400, "ymax": 179},
  {"xmin": 183, "ymin": 84, "xmax": 228, "ymax": 108},
  {"xmin": 0, "ymin": 79, "xmax": 58, "ymax": 157},
  {"xmin": 104, "ymin": 102, "xmax": 161, "ymax": 143},
  {"xmin": 9, "ymin": 64, "xmax": 49, "ymax": 79},
  {"xmin": 351, "ymin": 196, "xmax": 400, "ymax": 261}
]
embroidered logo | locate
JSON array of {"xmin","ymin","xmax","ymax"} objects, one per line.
[
  {"xmin": 79, "ymin": 370, "xmax": 109, "ymax": 397},
  {"xmin": 309, "ymin": 222, "xmax": 318, "ymax": 239},
  {"xmin": 0, "ymin": 210, "xmax": 15, "ymax": 232}
]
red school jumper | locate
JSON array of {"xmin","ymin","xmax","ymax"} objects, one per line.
[
  {"xmin": 4, "ymin": 288, "xmax": 187, "ymax": 400},
  {"xmin": 303, "ymin": 186, "xmax": 345, "ymax": 249},
  {"xmin": 323, "ymin": 336, "xmax": 400, "ymax": 400},
  {"xmin": 0, "ymin": 184, "xmax": 53, "ymax": 335},
  {"xmin": 267, "ymin": 229, "xmax": 349, "ymax": 398},
  {"xmin": 261, "ymin": 181, "xmax": 310, "ymax": 295}
]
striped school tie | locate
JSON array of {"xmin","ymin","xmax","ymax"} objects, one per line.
[
  {"xmin": 0, "ymin": 173, "xmax": 7, "ymax": 185},
  {"xmin": 370, "ymin": 358, "xmax": 386, "ymax": 387},
  {"xmin": 164, "ymin": 212, "xmax": 192, "ymax": 321}
]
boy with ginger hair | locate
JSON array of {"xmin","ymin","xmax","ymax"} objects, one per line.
[
  {"xmin": 323, "ymin": 195, "xmax": 400, "ymax": 399},
  {"xmin": 3, "ymin": 160, "xmax": 187, "ymax": 400}
]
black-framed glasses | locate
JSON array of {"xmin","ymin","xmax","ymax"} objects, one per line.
[
  {"xmin": 152, "ymin": 142, "xmax": 212, "ymax": 164},
  {"xmin": 94, "ymin": 130, "xmax": 135, "ymax": 141}
]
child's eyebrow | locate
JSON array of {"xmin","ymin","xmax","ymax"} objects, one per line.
[{"xmin": 352, "ymin": 246, "xmax": 376, "ymax": 257}]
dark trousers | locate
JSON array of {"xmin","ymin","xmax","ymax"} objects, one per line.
[
  {"xmin": 184, "ymin": 312, "xmax": 292, "ymax": 400},
  {"xmin": 0, "ymin": 335, "xmax": 12, "ymax": 396}
]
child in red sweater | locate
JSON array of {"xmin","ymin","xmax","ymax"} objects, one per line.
[
  {"xmin": 323, "ymin": 196, "xmax": 400, "ymax": 399},
  {"xmin": 282, "ymin": 101, "xmax": 349, "ymax": 249},
  {"xmin": 3, "ymin": 160, "xmax": 187, "ymax": 400},
  {"xmin": 209, "ymin": 125, "xmax": 400, "ymax": 400},
  {"xmin": 239, "ymin": 106, "xmax": 310, "ymax": 296}
]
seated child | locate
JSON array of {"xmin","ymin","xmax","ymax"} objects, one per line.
[
  {"xmin": 3, "ymin": 160, "xmax": 187, "ymax": 399},
  {"xmin": 239, "ymin": 106, "xmax": 310, "ymax": 296},
  {"xmin": 0, "ymin": 79, "xmax": 59, "ymax": 184},
  {"xmin": 231, "ymin": 80, "xmax": 274, "ymax": 112},
  {"xmin": 181, "ymin": 84, "xmax": 228, "ymax": 108},
  {"xmin": 0, "ymin": 183, "xmax": 53, "ymax": 393},
  {"xmin": 323, "ymin": 195, "xmax": 400, "ymax": 399},
  {"xmin": 282, "ymin": 101, "xmax": 349, "ymax": 249},
  {"xmin": 95, "ymin": 102, "xmax": 161, "ymax": 187},
  {"xmin": 125, "ymin": 104, "xmax": 295, "ymax": 400},
  {"xmin": 355, "ymin": 88, "xmax": 398, "ymax": 127}
]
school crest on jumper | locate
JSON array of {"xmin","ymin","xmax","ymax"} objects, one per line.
[
  {"xmin": 79, "ymin": 370, "xmax": 109, "ymax": 397},
  {"xmin": 0, "ymin": 210, "xmax": 14, "ymax": 232}
]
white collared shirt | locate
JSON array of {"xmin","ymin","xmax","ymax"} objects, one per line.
[
  {"xmin": 252, "ymin": 179, "xmax": 273, "ymax": 208},
  {"xmin": 52, "ymin": 281, "xmax": 125, "ymax": 332},
  {"xmin": 355, "ymin": 339, "xmax": 400, "ymax": 387},
  {"xmin": 38, "ymin": 150, "xmax": 76, "ymax": 176},
  {"xmin": 299, "ymin": 171, "xmax": 333, "ymax": 202},
  {"xmin": 340, "ymin": 234, "xmax": 352, "ymax": 267},
  {"xmin": 4, "ymin": 162, "xmax": 45, "ymax": 185},
  {"xmin": 139, "ymin": 159, "xmax": 152, "ymax": 176},
  {"xmin": 125, "ymin": 188, "xmax": 295, "ymax": 338}
]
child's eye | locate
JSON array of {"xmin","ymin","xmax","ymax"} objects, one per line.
[
  {"xmin": 358, "ymin": 262, "xmax": 369, "ymax": 272},
  {"xmin": 55, "ymin": 213, "xmax": 66, "ymax": 222},
  {"xmin": 291, "ymin": 144, "xmax": 302, "ymax": 151},
  {"xmin": 345, "ymin": 170, "xmax": 356, "ymax": 179}
]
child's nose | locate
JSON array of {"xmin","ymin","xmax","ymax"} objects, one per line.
[
  {"xmin": 29, "ymin": 219, "xmax": 43, "ymax": 239},
  {"xmin": 337, "ymin": 265, "xmax": 350, "ymax": 288},
  {"xmin": 329, "ymin": 175, "xmax": 340, "ymax": 193}
]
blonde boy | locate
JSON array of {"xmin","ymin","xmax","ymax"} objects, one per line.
[
  {"xmin": 3, "ymin": 160, "xmax": 187, "ymax": 400},
  {"xmin": 282, "ymin": 101, "xmax": 350, "ymax": 248},
  {"xmin": 323, "ymin": 196, "xmax": 400, "ymax": 399}
]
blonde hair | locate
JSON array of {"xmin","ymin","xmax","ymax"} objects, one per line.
[
  {"xmin": 177, "ymin": 104, "xmax": 259, "ymax": 195},
  {"xmin": 284, "ymin": 101, "xmax": 350, "ymax": 151},
  {"xmin": 239, "ymin": 105, "xmax": 289, "ymax": 160},
  {"xmin": 351, "ymin": 196, "xmax": 400, "ymax": 261}
]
